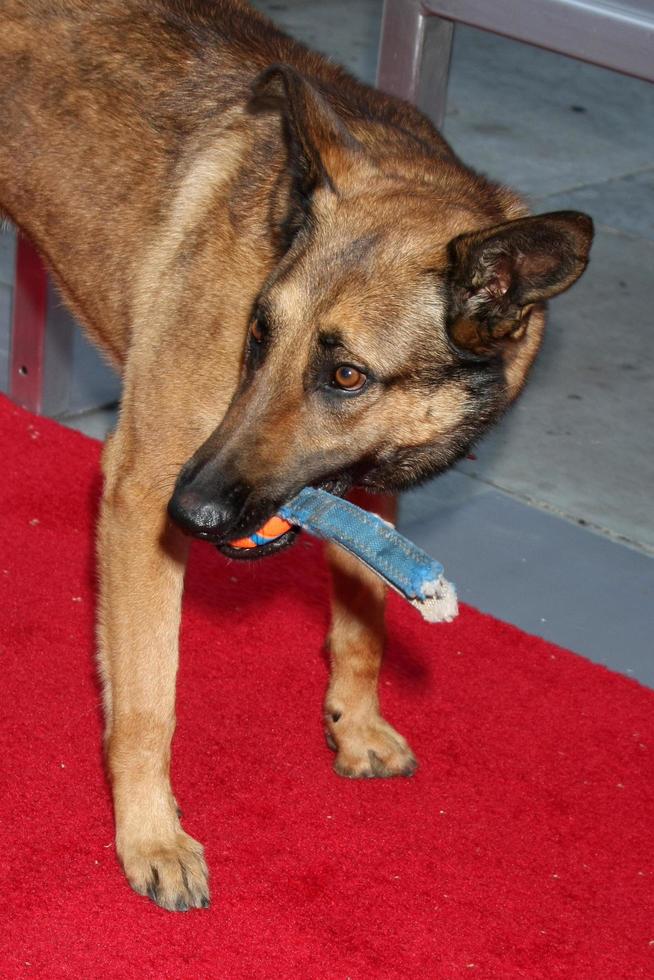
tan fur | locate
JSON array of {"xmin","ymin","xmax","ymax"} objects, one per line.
[{"xmin": 0, "ymin": 0, "xmax": 592, "ymax": 911}]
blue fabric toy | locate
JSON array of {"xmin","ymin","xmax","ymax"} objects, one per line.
[{"xmin": 279, "ymin": 488, "xmax": 458, "ymax": 624}]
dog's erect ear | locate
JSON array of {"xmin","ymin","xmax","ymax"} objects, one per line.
[
  {"xmin": 251, "ymin": 64, "xmax": 359, "ymax": 215},
  {"xmin": 446, "ymin": 211, "xmax": 594, "ymax": 357}
]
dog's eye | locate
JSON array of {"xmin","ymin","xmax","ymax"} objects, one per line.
[
  {"xmin": 332, "ymin": 365, "xmax": 367, "ymax": 391},
  {"xmin": 250, "ymin": 317, "xmax": 266, "ymax": 344}
]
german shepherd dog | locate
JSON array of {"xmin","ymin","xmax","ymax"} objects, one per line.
[{"xmin": 0, "ymin": 0, "xmax": 593, "ymax": 910}]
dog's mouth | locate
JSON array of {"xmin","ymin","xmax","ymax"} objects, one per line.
[
  {"xmin": 182, "ymin": 470, "xmax": 354, "ymax": 563},
  {"xmin": 216, "ymin": 524, "xmax": 300, "ymax": 561},
  {"xmin": 212, "ymin": 475, "xmax": 352, "ymax": 561}
]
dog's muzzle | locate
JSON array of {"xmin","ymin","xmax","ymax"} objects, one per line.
[{"xmin": 167, "ymin": 467, "xmax": 300, "ymax": 560}]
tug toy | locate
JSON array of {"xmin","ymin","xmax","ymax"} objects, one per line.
[{"xmin": 230, "ymin": 487, "xmax": 458, "ymax": 624}]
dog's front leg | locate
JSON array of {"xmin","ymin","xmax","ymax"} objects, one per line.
[
  {"xmin": 97, "ymin": 433, "xmax": 209, "ymax": 912},
  {"xmin": 324, "ymin": 492, "xmax": 418, "ymax": 779}
]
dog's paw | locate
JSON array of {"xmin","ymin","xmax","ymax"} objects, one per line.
[
  {"xmin": 120, "ymin": 831, "xmax": 210, "ymax": 911},
  {"xmin": 326, "ymin": 714, "xmax": 418, "ymax": 779}
]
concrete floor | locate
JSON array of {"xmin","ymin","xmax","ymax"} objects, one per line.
[{"xmin": 1, "ymin": 2, "xmax": 652, "ymax": 680}]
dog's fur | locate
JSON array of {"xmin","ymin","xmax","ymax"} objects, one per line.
[{"xmin": 0, "ymin": 0, "xmax": 593, "ymax": 911}]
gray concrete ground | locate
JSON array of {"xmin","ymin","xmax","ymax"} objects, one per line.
[
  {"xmin": 401, "ymin": 471, "xmax": 654, "ymax": 685},
  {"xmin": 1, "ymin": 2, "xmax": 652, "ymax": 680}
]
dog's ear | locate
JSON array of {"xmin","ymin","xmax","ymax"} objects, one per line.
[
  {"xmin": 446, "ymin": 211, "xmax": 593, "ymax": 357},
  {"xmin": 251, "ymin": 64, "xmax": 359, "ymax": 239}
]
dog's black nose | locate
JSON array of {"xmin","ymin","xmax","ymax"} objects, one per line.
[{"xmin": 168, "ymin": 486, "xmax": 241, "ymax": 540}]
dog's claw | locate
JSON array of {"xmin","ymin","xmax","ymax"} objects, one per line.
[{"xmin": 324, "ymin": 729, "xmax": 338, "ymax": 752}]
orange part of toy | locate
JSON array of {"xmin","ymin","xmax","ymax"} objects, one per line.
[
  {"xmin": 257, "ymin": 516, "xmax": 292, "ymax": 539},
  {"xmin": 229, "ymin": 514, "xmax": 292, "ymax": 550}
]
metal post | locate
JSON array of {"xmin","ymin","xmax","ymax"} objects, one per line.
[
  {"xmin": 9, "ymin": 236, "xmax": 48, "ymax": 414},
  {"xmin": 376, "ymin": 0, "xmax": 454, "ymax": 129},
  {"xmin": 9, "ymin": 235, "xmax": 76, "ymax": 417}
]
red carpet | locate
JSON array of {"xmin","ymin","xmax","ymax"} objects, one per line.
[{"xmin": 1, "ymin": 393, "xmax": 653, "ymax": 979}]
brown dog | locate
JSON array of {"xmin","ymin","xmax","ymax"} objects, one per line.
[{"xmin": 0, "ymin": 0, "xmax": 593, "ymax": 911}]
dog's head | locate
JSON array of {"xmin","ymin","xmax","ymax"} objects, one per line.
[{"xmin": 169, "ymin": 66, "xmax": 593, "ymax": 556}]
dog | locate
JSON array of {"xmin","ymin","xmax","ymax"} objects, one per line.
[{"xmin": 0, "ymin": 0, "xmax": 593, "ymax": 911}]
